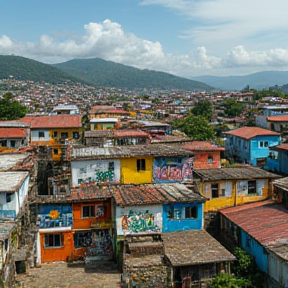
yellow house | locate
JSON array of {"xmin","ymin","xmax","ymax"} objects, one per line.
[
  {"xmin": 21, "ymin": 115, "xmax": 82, "ymax": 162},
  {"xmin": 194, "ymin": 167, "xmax": 280, "ymax": 212}
]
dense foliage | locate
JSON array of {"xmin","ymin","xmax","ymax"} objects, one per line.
[
  {"xmin": 0, "ymin": 92, "xmax": 28, "ymax": 120},
  {"xmin": 191, "ymin": 100, "xmax": 213, "ymax": 121},
  {"xmin": 209, "ymin": 273, "xmax": 250, "ymax": 288},
  {"xmin": 53, "ymin": 58, "xmax": 213, "ymax": 90},
  {"xmin": 0, "ymin": 55, "xmax": 89, "ymax": 85},
  {"xmin": 173, "ymin": 114, "xmax": 215, "ymax": 140},
  {"xmin": 223, "ymin": 99, "xmax": 244, "ymax": 117}
]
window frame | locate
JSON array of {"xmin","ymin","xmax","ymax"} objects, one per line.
[
  {"xmin": 248, "ymin": 180, "xmax": 256, "ymax": 194},
  {"xmin": 44, "ymin": 233, "xmax": 63, "ymax": 248},
  {"xmin": 185, "ymin": 206, "xmax": 198, "ymax": 219},
  {"xmin": 82, "ymin": 205, "xmax": 96, "ymax": 218},
  {"xmin": 38, "ymin": 131, "xmax": 45, "ymax": 138},
  {"xmin": 137, "ymin": 159, "xmax": 146, "ymax": 172},
  {"xmin": 211, "ymin": 183, "xmax": 219, "ymax": 198}
]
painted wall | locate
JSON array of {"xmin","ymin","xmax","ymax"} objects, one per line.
[
  {"xmin": 162, "ymin": 202, "xmax": 204, "ymax": 232},
  {"xmin": 71, "ymin": 159, "xmax": 120, "ymax": 187},
  {"xmin": 198, "ymin": 179, "xmax": 269, "ymax": 212},
  {"xmin": 49, "ymin": 128, "xmax": 82, "ymax": 142},
  {"xmin": 116, "ymin": 205, "xmax": 162, "ymax": 236},
  {"xmin": 72, "ymin": 201, "xmax": 112, "ymax": 230},
  {"xmin": 39, "ymin": 229, "xmax": 73, "ymax": 263},
  {"xmin": 31, "ymin": 129, "xmax": 50, "ymax": 144},
  {"xmin": 37, "ymin": 204, "xmax": 73, "ymax": 228},
  {"xmin": 120, "ymin": 156, "xmax": 153, "ymax": 184},
  {"xmin": 152, "ymin": 157, "xmax": 193, "ymax": 183},
  {"xmin": 240, "ymin": 230, "xmax": 268, "ymax": 273},
  {"xmin": 268, "ymin": 250, "xmax": 288, "ymax": 287}
]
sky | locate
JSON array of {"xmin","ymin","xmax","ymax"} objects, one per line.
[{"xmin": 1, "ymin": 0, "xmax": 288, "ymax": 78}]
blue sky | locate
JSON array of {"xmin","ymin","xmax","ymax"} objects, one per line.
[{"xmin": 1, "ymin": 0, "xmax": 288, "ymax": 77}]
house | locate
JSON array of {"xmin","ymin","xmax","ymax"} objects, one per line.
[
  {"xmin": 51, "ymin": 104, "xmax": 80, "ymax": 115},
  {"xmin": 89, "ymin": 117, "xmax": 119, "ymax": 131},
  {"xmin": 84, "ymin": 129, "xmax": 151, "ymax": 147},
  {"xmin": 162, "ymin": 230, "xmax": 236, "ymax": 287},
  {"xmin": 220, "ymin": 200, "xmax": 288, "ymax": 288},
  {"xmin": 223, "ymin": 126, "xmax": 281, "ymax": 167},
  {"xmin": 125, "ymin": 120, "xmax": 172, "ymax": 135},
  {"xmin": 88, "ymin": 105, "xmax": 130, "ymax": 120},
  {"xmin": 69, "ymin": 144, "xmax": 194, "ymax": 187},
  {"xmin": 21, "ymin": 115, "xmax": 82, "ymax": 162},
  {"xmin": 266, "ymin": 143, "xmax": 288, "ymax": 175},
  {"xmin": 194, "ymin": 167, "xmax": 280, "ymax": 213},
  {"xmin": 0, "ymin": 122, "xmax": 30, "ymax": 152},
  {"xmin": 182, "ymin": 141, "xmax": 225, "ymax": 169}
]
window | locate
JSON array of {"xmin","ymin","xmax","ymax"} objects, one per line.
[
  {"xmin": 174, "ymin": 209, "xmax": 181, "ymax": 219},
  {"xmin": 259, "ymin": 141, "xmax": 269, "ymax": 148},
  {"xmin": 10, "ymin": 140, "xmax": 15, "ymax": 148},
  {"xmin": 248, "ymin": 180, "xmax": 256, "ymax": 194},
  {"xmin": 185, "ymin": 207, "xmax": 197, "ymax": 219},
  {"xmin": 53, "ymin": 148, "xmax": 59, "ymax": 155},
  {"xmin": 44, "ymin": 234, "xmax": 63, "ymax": 248},
  {"xmin": 39, "ymin": 131, "xmax": 45, "ymax": 138},
  {"xmin": 82, "ymin": 205, "xmax": 95, "ymax": 218},
  {"xmin": 61, "ymin": 132, "xmax": 69, "ymax": 139},
  {"xmin": 137, "ymin": 159, "xmax": 146, "ymax": 171},
  {"xmin": 108, "ymin": 162, "xmax": 114, "ymax": 172},
  {"xmin": 6, "ymin": 194, "xmax": 11, "ymax": 203},
  {"xmin": 246, "ymin": 238, "xmax": 251, "ymax": 248},
  {"xmin": 73, "ymin": 132, "xmax": 79, "ymax": 139},
  {"xmin": 211, "ymin": 184, "xmax": 219, "ymax": 198},
  {"xmin": 74, "ymin": 231, "xmax": 92, "ymax": 248},
  {"xmin": 271, "ymin": 123, "xmax": 275, "ymax": 130},
  {"xmin": 53, "ymin": 131, "xmax": 58, "ymax": 138},
  {"xmin": 207, "ymin": 155, "xmax": 213, "ymax": 164}
]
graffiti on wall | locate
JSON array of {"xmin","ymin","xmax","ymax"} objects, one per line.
[
  {"xmin": 121, "ymin": 210, "xmax": 160, "ymax": 234},
  {"xmin": 95, "ymin": 170, "xmax": 114, "ymax": 182},
  {"xmin": 153, "ymin": 157, "xmax": 193, "ymax": 183}
]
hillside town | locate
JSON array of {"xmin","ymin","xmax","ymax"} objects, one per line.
[{"xmin": 1, "ymin": 78, "xmax": 288, "ymax": 288}]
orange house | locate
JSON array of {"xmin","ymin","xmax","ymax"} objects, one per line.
[
  {"xmin": 70, "ymin": 185, "xmax": 114, "ymax": 261},
  {"xmin": 183, "ymin": 141, "xmax": 225, "ymax": 169}
]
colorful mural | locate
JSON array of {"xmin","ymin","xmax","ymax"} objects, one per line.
[
  {"xmin": 153, "ymin": 157, "xmax": 193, "ymax": 183},
  {"xmin": 121, "ymin": 210, "xmax": 160, "ymax": 234},
  {"xmin": 37, "ymin": 204, "xmax": 73, "ymax": 228},
  {"xmin": 96, "ymin": 170, "xmax": 114, "ymax": 182}
]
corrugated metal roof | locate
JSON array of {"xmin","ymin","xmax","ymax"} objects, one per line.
[
  {"xmin": 220, "ymin": 200, "xmax": 288, "ymax": 246},
  {"xmin": 0, "ymin": 171, "xmax": 29, "ymax": 192},
  {"xmin": 163, "ymin": 230, "xmax": 236, "ymax": 266},
  {"xmin": 112, "ymin": 183, "xmax": 205, "ymax": 207},
  {"xmin": 194, "ymin": 167, "xmax": 280, "ymax": 181},
  {"xmin": 223, "ymin": 126, "xmax": 280, "ymax": 139},
  {"xmin": 70, "ymin": 183, "xmax": 205, "ymax": 206},
  {"xmin": 273, "ymin": 177, "xmax": 288, "ymax": 192},
  {"xmin": 0, "ymin": 154, "xmax": 27, "ymax": 171},
  {"xmin": 70, "ymin": 144, "xmax": 193, "ymax": 160}
]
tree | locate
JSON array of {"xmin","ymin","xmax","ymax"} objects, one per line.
[
  {"xmin": 191, "ymin": 100, "xmax": 213, "ymax": 122},
  {"xmin": 0, "ymin": 92, "xmax": 28, "ymax": 120},
  {"xmin": 209, "ymin": 273, "xmax": 250, "ymax": 288},
  {"xmin": 223, "ymin": 99, "xmax": 244, "ymax": 118},
  {"xmin": 173, "ymin": 114, "xmax": 215, "ymax": 141}
]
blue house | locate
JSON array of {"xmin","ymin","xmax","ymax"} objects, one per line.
[
  {"xmin": 219, "ymin": 200, "xmax": 288, "ymax": 287},
  {"xmin": 223, "ymin": 126, "xmax": 281, "ymax": 167},
  {"xmin": 114, "ymin": 183, "xmax": 205, "ymax": 236},
  {"xmin": 266, "ymin": 143, "xmax": 288, "ymax": 175}
]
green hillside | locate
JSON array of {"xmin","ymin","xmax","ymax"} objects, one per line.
[
  {"xmin": 0, "ymin": 55, "xmax": 87, "ymax": 84},
  {"xmin": 53, "ymin": 58, "xmax": 212, "ymax": 91}
]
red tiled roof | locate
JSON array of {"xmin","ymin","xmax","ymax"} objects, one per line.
[
  {"xmin": 113, "ymin": 129, "xmax": 150, "ymax": 137},
  {"xmin": 220, "ymin": 200, "xmax": 288, "ymax": 245},
  {"xmin": 183, "ymin": 141, "xmax": 225, "ymax": 151},
  {"xmin": 267, "ymin": 115, "xmax": 288, "ymax": 122},
  {"xmin": 0, "ymin": 128, "xmax": 27, "ymax": 138},
  {"xmin": 21, "ymin": 115, "xmax": 82, "ymax": 129},
  {"xmin": 223, "ymin": 126, "xmax": 280, "ymax": 139}
]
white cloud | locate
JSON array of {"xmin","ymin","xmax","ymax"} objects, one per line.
[{"xmin": 1, "ymin": 19, "xmax": 288, "ymax": 77}]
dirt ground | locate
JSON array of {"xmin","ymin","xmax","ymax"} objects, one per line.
[{"xmin": 14, "ymin": 261, "xmax": 122, "ymax": 288}]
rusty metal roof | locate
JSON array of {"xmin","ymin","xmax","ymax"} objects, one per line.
[
  {"xmin": 70, "ymin": 183, "xmax": 205, "ymax": 206},
  {"xmin": 220, "ymin": 200, "xmax": 288, "ymax": 246},
  {"xmin": 0, "ymin": 154, "xmax": 28, "ymax": 171},
  {"xmin": 112, "ymin": 183, "xmax": 205, "ymax": 207},
  {"xmin": 69, "ymin": 144, "xmax": 194, "ymax": 160},
  {"xmin": 84, "ymin": 129, "xmax": 150, "ymax": 138},
  {"xmin": 163, "ymin": 230, "xmax": 236, "ymax": 266},
  {"xmin": 183, "ymin": 141, "xmax": 225, "ymax": 151},
  {"xmin": 194, "ymin": 167, "xmax": 280, "ymax": 181}
]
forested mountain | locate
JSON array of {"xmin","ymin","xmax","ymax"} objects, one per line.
[
  {"xmin": 53, "ymin": 58, "xmax": 212, "ymax": 90},
  {"xmin": 192, "ymin": 71, "xmax": 288, "ymax": 91},
  {"xmin": 0, "ymin": 55, "xmax": 86, "ymax": 84}
]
